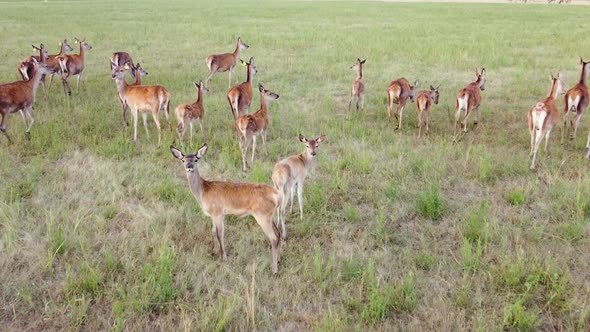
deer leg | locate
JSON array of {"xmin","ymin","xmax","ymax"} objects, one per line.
[
  {"xmin": 163, "ymin": 100, "xmax": 172, "ymax": 132},
  {"xmin": 210, "ymin": 219, "xmax": 217, "ymax": 256},
  {"xmin": 585, "ymin": 130, "xmax": 590, "ymax": 158},
  {"xmin": 348, "ymin": 95, "xmax": 355, "ymax": 112},
  {"xmin": 454, "ymin": 107, "xmax": 462, "ymax": 133},
  {"xmin": 76, "ymin": 73, "xmax": 82, "ymax": 93},
  {"xmin": 199, "ymin": 119, "xmax": 205, "ymax": 142},
  {"xmin": 151, "ymin": 109, "xmax": 162, "ymax": 148},
  {"xmin": 297, "ymin": 181, "xmax": 304, "ymax": 220},
  {"xmin": 211, "ymin": 216, "xmax": 226, "ymax": 260},
  {"xmin": 205, "ymin": 66, "xmax": 218, "ymax": 88},
  {"xmin": 572, "ymin": 112, "xmax": 582, "ymax": 139},
  {"xmin": 24, "ymin": 106, "xmax": 34, "ymax": 132},
  {"xmin": 262, "ymin": 130, "xmax": 268, "ymax": 156},
  {"xmin": 61, "ymin": 77, "xmax": 71, "ymax": 97},
  {"xmin": 47, "ymin": 74, "xmax": 54, "ymax": 91},
  {"xmin": 561, "ymin": 111, "xmax": 568, "ymax": 144},
  {"xmin": 19, "ymin": 110, "xmax": 27, "ymax": 131},
  {"xmin": 40, "ymin": 75, "xmax": 47, "ymax": 97},
  {"xmin": 254, "ymin": 213, "xmax": 281, "ymax": 274},
  {"xmin": 119, "ymin": 94, "xmax": 129, "ymax": 127},
  {"xmin": 0, "ymin": 113, "xmax": 13, "ymax": 144},
  {"xmin": 228, "ymin": 68, "xmax": 233, "ymax": 89},
  {"xmin": 251, "ymin": 135, "xmax": 257, "ymax": 163},
  {"xmin": 530, "ymin": 127, "xmax": 544, "ymax": 170},
  {"xmin": 395, "ymin": 103, "xmax": 405, "ymax": 130},
  {"xmin": 188, "ymin": 121, "xmax": 194, "ymax": 146},
  {"xmin": 280, "ymin": 185, "xmax": 289, "ymax": 239},
  {"xmin": 529, "ymin": 124, "xmax": 535, "ymax": 156},
  {"xmin": 132, "ymin": 108, "xmax": 139, "ymax": 142},
  {"xmin": 461, "ymin": 105, "xmax": 473, "ymax": 132},
  {"xmin": 426, "ymin": 113, "xmax": 430, "ymax": 136},
  {"xmin": 142, "ymin": 112, "xmax": 149, "ymax": 138},
  {"xmin": 418, "ymin": 111, "xmax": 423, "ymax": 138},
  {"xmin": 240, "ymin": 134, "xmax": 251, "ymax": 171},
  {"xmin": 544, "ymin": 128, "xmax": 552, "ymax": 152}
]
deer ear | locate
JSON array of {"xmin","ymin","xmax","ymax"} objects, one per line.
[
  {"xmin": 40, "ymin": 43, "xmax": 44, "ymax": 49},
  {"xmin": 361, "ymin": 59, "xmax": 366, "ymax": 64},
  {"xmin": 197, "ymin": 144, "xmax": 208, "ymax": 158},
  {"xmin": 240, "ymin": 59, "xmax": 246, "ymax": 66},
  {"xmin": 249, "ymin": 57, "xmax": 254, "ymax": 64},
  {"xmin": 414, "ymin": 80, "xmax": 419, "ymax": 88},
  {"xmin": 317, "ymin": 134, "xmax": 326, "ymax": 143},
  {"xmin": 430, "ymin": 85, "xmax": 435, "ymax": 90},
  {"xmin": 299, "ymin": 133, "xmax": 307, "ymax": 143},
  {"xmin": 170, "ymin": 146, "xmax": 184, "ymax": 160},
  {"xmin": 258, "ymin": 83, "xmax": 264, "ymax": 92}
]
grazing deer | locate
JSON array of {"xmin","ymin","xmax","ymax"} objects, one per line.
[
  {"xmin": 348, "ymin": 58, "xmax": 366, "ymax": 112},
  {"xmin": 44, "ymin": 39, "xmax": 74, "ymax": 91},
  {"xmin": 0, "ymin": 58, "xmax": 53, "ymax": 143},
  {"xmin": 272, "ymin": 133, "xmax": 325, "ymax": 239},
  {"xmin": 170, "ymin": 144, "xmax": 282, "ymax": 274},
  {"xmin": 236, "ymin": 84, "xmax": 280, "ymax": 171},
  {"xmin": 528, "ymin": 73, "xmax": 565, "ymax": 170},
  {"xmin": 561, "ymin": 58, "xmax": 590, "ymax": 144},
  {"xmin": 387, "ymin": 78, "xmax": 419, "ymax": 129},
  {"xmin": 455, "ymin": 68, "xmax": 486, "ymax": 133},
  {"xmin": 56, "ymin": 38, "xmax": 92, "ymax": 96},
  {"xmin": 111, "ymin": 65, "xmax": 171, "ymax": 147},
  {"xmin": 176, "ymin": 81, "xmax": 208, "ymax": 145},
  {"xmin": 416, "ymin": 85, "xmax": 440, "ymax": 137},
  {"xmin": 118, "ymin": 63, "xmax": 149, "ymax": 127},
  {"xmin": 205, "ymin": 37, "xmax": 249, "ymax": 89},
  {"xmin": 227, "ymin": 57, "xmax": 257, "ymax": 121}
]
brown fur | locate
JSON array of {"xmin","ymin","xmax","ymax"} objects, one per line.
[
  {"xmin": 118, "ymin": 63, "xmax": 148, "ymax": 127},
  {"xmin": 455, "ymin": 68, "xmax": 486, "ymax": 132},
  {"xmin": 387, "ymin": 77, "xmax": 418, "ymax": 129},
  {"xmin": 416, "ymin": 86, "xmax": 439, "ymax": 137},
  {"xmin": 348, "ymin": 58, "xmax": 366, "ymax": 112},
  {"xmin": 226, "ymin": 58, "xmax": 256, "ymax": 120},
  {"xmin": 205, "ymin": 37, "xmax": 249, "ymax": 89},
  {"xmin": 561, "ymin": 58, "xmax": 590, "ymax": 143},
  {"xmin": 57, "ymin": 38, "xmax": 92, "ymax": 96},
  {"xmin": 43, "ymin": 39, "xmax": 73, "ymax": 92},
  {"xmin": 176, "ymin": 81, "xmax": 207, "ymax": 144}
]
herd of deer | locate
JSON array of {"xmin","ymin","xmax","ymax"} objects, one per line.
[{"xmin": 1, "ymin": 36, "xmax": 589, "ymax": 273}]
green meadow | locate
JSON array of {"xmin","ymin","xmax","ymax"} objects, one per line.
[{"xmin": 1, "ymin": 0, "xmax": 590, "ymax": 330}]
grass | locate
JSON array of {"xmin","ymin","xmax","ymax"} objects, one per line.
[{"xmin": 1, "ymin": 0, "xmax": 590, "ymax": 330}]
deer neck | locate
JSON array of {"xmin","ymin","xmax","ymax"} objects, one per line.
[
  {"xmin": 78, "ymin": 44, "xmax": 86, "ymax": 60},
  {"xmin": 259, "ymin": 96, "xmax": 269, "ymax": 115},
  {"xmin": 186, "ymin": 170, "xmax": 205, "ymax": 205},
  {"xmin": 246, "ymin": 65, "xmax": 252, "ymax": 84},
  {"xmin": 133, "ymin": 73, "xmax": 142, "ymax": 85},
  {"xmin": 580, "ymin": 64, "xmax": 588, "ymax": 85},
  {"xmin": 233, "ymin": 41, "xmax": 241, "ymax": 59},
  {"xmin": 299, "ymin": 150, "xmax": 315, "ymax": 169},
  {"xmin": 115, "ymin": 78, "xmax": 129, "ymax": 96},
  {"xmin": 58, "ymin": 43, "xmax": 66, "ymax": 56},
  {"xmin": 29, "ymin": 66, "xmax": 45, "ymax": 100},
  {"xmin": 196, "ymin": 87, "xmax": 203, "ymax": 105},
  {"xmin": 357, "ymin": 66, "xmax": 363, "ymax": 80},
  {"xmin": 548, "ymin": 79, "xmax": 559, "ymax": 100}
]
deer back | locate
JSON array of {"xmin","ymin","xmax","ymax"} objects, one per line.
[{"xmin": 200, "ymin": 180, "xmax": 280, "ymax": 217}]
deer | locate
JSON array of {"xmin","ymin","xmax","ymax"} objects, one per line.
[
  {"xmin": 561, "ymin": 58, "xmax": 590, "ymax": 144},
  {"xmin": 416, "ymin": 85, "xmax": 440, "ymax": 137},
  {"xmin": 205, "ymin": 37, "xmax": 249, "ymax": 89},
  {"xmin": 348, "ymin": 58, "xmax": 366, "ymax": 112},
  {"xmin": 110, "ymin": 52, "xmax": 132, "ymax": 70},
  {"xmin": 227, "ymin": 57, "xmax": 257, "ymax": 121},
  {"xmin": 111, "ymin": 65, "xmax": 171, "ymax": 147},
  {"xmin": 44, "ymin": 39, "xmax": 74, "ymax": 91},
  {"xmin": 0, "ymin": 58, "xmax": 54, "ymax": 143},
  {"xmin": 236, "ymin": 84, "xmax": 280, "ymax": 171},
  {"xmin": 528, "ymin": 73, "xmax": 565, "ymax": 170},
  {"xmin": 455, "ymin": 68, "xmax": 486, "ymax": 133},
  {"xmin": 17, "ymin": 45, "xmax": 50, "ymax": 98},
  {"xmin": 56, "ymin": 38, "xmax": 92, "ymax": 96},
  {"xmin": 272, "ymin": 133, "xmax": 326, "ymax": 239},
  {"xmin": 175, "ymin": 81, "xmax": 208, "ymax": 145},
  {"xmin": 118, "ymin": 63, "xmax": 149, "ymax": 127},
  {"xmin": 386, "ymin": 78, "xmax": 419, "ymax": 129},
  {"xmin": 170, "ymin": 144, "xmax": 282, "ymax": 274}
]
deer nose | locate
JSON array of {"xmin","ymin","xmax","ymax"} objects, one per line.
[{"xmin": 311, "ymin": 152, "xmax": 317, "ymax": 156}]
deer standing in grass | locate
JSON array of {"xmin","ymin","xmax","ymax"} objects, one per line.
[
  {"xmin": 0, "ymin": 58, "xmax": 53, "ymax": 143},
  {"xmin": 236, "ymin": 84, "xmax": 280, "ymax": 171},
  {"xmin": 416, "ymin": 85, "xmax": 440, "ymax": 137},
  {"xmin": 111, "ymin": 65, "xmax": 171, "ymax": 147},
  {"xmin": 455, "ymin": 68, "xmax": 486, "ymax": 133},
  {"xmin": 528, "ymin": 73, "xmax": 565, "ymax": 170},
  {"xmin": 227, "ymin": 57, "xmax": 257, "ymax": 121},
  {"xmin": 387, "ymin": 78, "xmax": 419, "ymax": 129},
  {"xmin": 57, "ymin": 38, "xmax": 92, "ymax": 96},
  {"xmin": 39, "ymin": 39, "xmax": 74, "ymax": 92},
  {"xmin": 170, "ymin": 144, "xmax": 282, "ymax": 274},
  {"xmin": 272, "ymin": 133, "xmax": 326, "ymax": 239},
  {"xmin": 17, "ymin": 45, "xmax": 50, "ymax": 97},
  {"xmin": 348, "ymin": 58, "xmax": 366, "ymax": 111},
  {"xmin": 111, "ymin": 52, "xmax": 133, "ymax": 70},
  {"xmin": 176, "ymin": 81, "xmax": 208, "ymax": 145},
  {"xmin": 205, "ymin": 37, "xmax": 249, "ymax": 89},
  {"xmin": 117, "ymin": 63, "xmax": 149, "ymax": 127},
  {"xmin": 561, "ymin": 58, "xmax": 590, "ymax": 144}
]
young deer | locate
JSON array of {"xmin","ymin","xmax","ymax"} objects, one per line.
[
  {"xmin": 227, "ymin": 57, "xmax": 257, "ymax": 121},
  {"xmin": 118, "ymin": 63, "xmax": 149, "ymax": 127},
  {"xmin": 57, "ymin": 38, "xmax": 92, "ymax": 96},
  {"xmin": 170, "ymin": 144, "xmax": 282, "ymax": 274},
  {"xmin": 111, "ymin": 65, "xmax": 171, "ymax": 147},
  {"xmin": 42, "ymin": 39, "xmax": 74, "ymax": 91},
  {"xmin": 416, "ymin": 85, "xmax": 440, "ymax": 137},
  {"xmin": 110, "ymin": 52, "xmax": 133, "ymax": 70},
  {"xmin": 561, "ymin": 58, "xmax": 590, "ymax": 144},
  {"xmin": 18, "ymin": 44, "xmax": 49, "ymax": 80},
  {"xmin": 455, "ymin": 68, "xmax": 486, "ymax": 133},
  {"xmin": 236, "ymin": 84, "xmax": 280, "ymax": 171},
  {"xmin": 0, "ymin": 58, "xmax": 53, "ymax": 143},
  {"xmin": 205, "ymin": 37, "xmax": 249, "ymax": 89},
  {"xmin": 387, "ymin": 78, "xmax": 419, "ymax": 129},
  {"xmin": 528, "ymin": 73, "xmax": 565, "ymax": 169},
  {"xmin": 176, "ymin": 81, "xmax": 208, "ymax": 145},
  {"xmin": 272, "ymin": 133, "xmax": 326, "ymax": 239},
  {"xmin": 348, "ymin": 58, "xmax": 366, "ymax": 111}
]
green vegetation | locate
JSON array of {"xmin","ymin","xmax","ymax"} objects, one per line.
[{"xmin": 1, "ymin": 0, "xmax": 589, "ymax": 330}]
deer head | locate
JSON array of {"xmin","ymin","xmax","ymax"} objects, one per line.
[
  {"xmin": 430, "ymin": 85, "xmax": 440, "ymax": 104},
  {"xmin": 409, "ymin": 80, "xmax": 419, "ymax": 102},
  {"xmin": 170, "ymin": 144, "xmax": 208, "ymax": 173},
  {"xmin": 258, "ymin": 83, "xmax": 280, "ymax": 101},
  {"xmin": 237, "ymin": 37, "xmax": 249, "ymax": 51},
  {"xmin": 299, "ymin": 133, "xmax": 326, "ymax": 158}
]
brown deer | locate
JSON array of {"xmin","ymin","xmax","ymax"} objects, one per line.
[
  {"xmin": 205, "ymin": 37, "xmax": 249, "ymax": 89},
  {"xmin": 455, "ymin": 68, "xmax": 486, "ymax": 133},
  {"xmin": 170, "ymin": 144, "xmax": 282, "ymax": 274},
  {"xmin": 387, "ymin": 78, "xmax": 419, "ymax": 129},
  {"xmin": 272, "ymin": 133, "xmax": 326, "ymax": 239},
  {"xmin": 416, "ymin": 85, "xmax": 440, "ymax": 137},
  {"xmin": 111, "ymin": 65, "xmax": 171, "ymax": 147},
  {"xmin": 17, "ymin": 45, "xmax": 50, "ymax": 97},
  {"xmin": 528, "ymin": 73, "xmax": 565, "ymax": 169},
  {"xmin": 118, "ymin": 63, "xmax": 149, "ymax": 127},
  {"xmin": 0, "ymin": 58, "xmax": 54, "ymax": 143},
  {"xmin": 227, "ymin": 57, "xmax": 257, "ymax": 121},
  {"xmin": 236, "ymin": 84, "xmax": 280, "ymax": 171},
  {"xmin": 561, "ymin": 58, "xmax": 590, "ymax": 144},
  {"xmin": 44, "ymin": 39, "xmax": 74, "ymax": 91},
  {"xmin": 175, "ymin": 81, "xmax": 208, "ymax": 145},
  {"xmin": 111, "ymin": 52, "xmax": 132, "ymax": 70},
  {"xmin": 348, "ymin": 58, "xmax": 366, "ymax": 111},
  {"xmin": 56, "ymin": 38, "xmax": 92, "ymax": 96}
]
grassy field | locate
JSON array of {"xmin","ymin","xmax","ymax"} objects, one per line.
[{"xmin": 1, "ymin": 0, "xmax": 590, "ymax": 330}]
